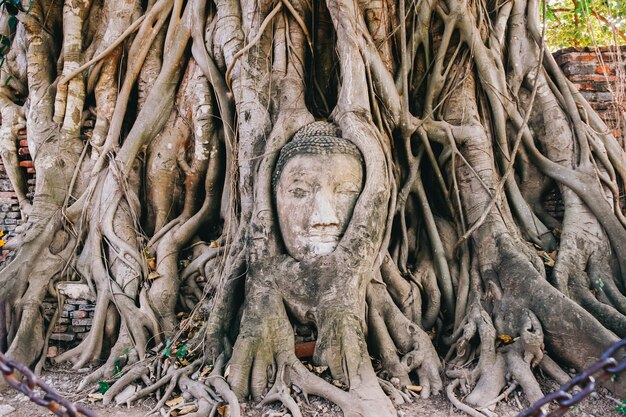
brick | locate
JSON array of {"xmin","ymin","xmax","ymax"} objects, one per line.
[
  {"xmin": 17, "ymin": 148, "xmax": 29, "ymax": 156},
  {"xmin": 78, "ymin": 304, "xmax": 95, "ymax": 311},
  {"xmin": 50, "ymin": 333, "xmax": 75, "ymax": 342},
  {"xmin": 4, "ymin": 219, "xmax": 16, "ymax": 225},
  {"xmin": 18, "ymin": 140, "xmax": 28, "ymax": 148},
  {"xmin": 63, "ymin": 304, "xmax": 77, "ymax": 311},
  {"xmin": 595, "ymin": 65, "xmax": 613, "ymax": 75},
  {"xmin": 0, "ymin": 192, "xmax": 16, "ymax": 199},
  {"xmin": 26, "ymin": 168, "xmax": 35, "ymax": 174},
  {"xmin": 72, "ymin": 318, "xmax": 93, "ymax": 326},
  {"xmin": 71, "ymin": 310, "xmax": 88, "ymax": 319},
  {"xmin": 18, "ymin": 160, "xmax": 33, "ymax": 168},
  {"xmin": 58, "ymin": 317, "xmax": 69, "ymax": 324},
  {"xmin": 71, "ymin": 326, "xmax": 86, "ymax": 332},
  {"xmin": 53, "ymin": 325, "xmax": 68, "ymax": 333},
  {"xmin": 6, "ymin": 212, "xmax": 19, "ymax": 219},
  {"xmin": 46, "ymin": 346, "xmax": 58, "ymax": 358}
]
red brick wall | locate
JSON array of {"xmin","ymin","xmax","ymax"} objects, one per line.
[
  {"xmin": 554, "ymin": 45, "xmax": 626, "ymax": 141},
  {"xmin": 0, "ymin": 128, "xmax": 34, "ymax": 263}
]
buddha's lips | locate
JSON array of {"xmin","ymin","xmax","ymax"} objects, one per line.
[{"xmin": 307, "ymin": 231, "xmax": 342, "ymax": 242}]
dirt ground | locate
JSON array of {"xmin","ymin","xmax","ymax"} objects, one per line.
[{"xmin": 0, "ymin": 365, "xmax": 622, "ymax": 417}]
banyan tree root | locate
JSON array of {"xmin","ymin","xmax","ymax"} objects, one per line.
[{"xmin": 0, "ymin": 0, "xmax": 624, "ymax": 415}]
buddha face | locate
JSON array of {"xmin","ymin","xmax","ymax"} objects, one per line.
[{"xmin": 276, "ymin": 153, "xmax": 363, "ymax": 261}]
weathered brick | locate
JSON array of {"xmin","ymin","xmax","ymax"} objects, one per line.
[
  {"xmin": 78, "ymin": 304, "xmax": 96, "ymax": 312},
  {"xmin": 53, "ymin": 325, "xmax": 68, "ymax": 333},
  {"xmin": 18, "ymin": 160, "xmax": 32, "ymax": 168},
  {"xmin": 71, "ymin": 326, "xmax": 87, "ymax": 332},
  {"xmin": 72, "ymin": 318, "xmax": 93, "ymax": 326},
  {"xmin": 71, "ymin": 310, "xmax": 88, "ymax": 319},
  {"xmin": 50, "ymin": 333, "xmax": 75, "ymax": 342},
  {"xmin": 46, "ymin": 346, "xmax": 58, "ymax": 358}
]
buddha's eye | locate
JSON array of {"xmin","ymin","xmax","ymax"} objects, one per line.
[
  {"xmin": 289, "ymin": 187, "xmax": 310, "ymax": 198},
  {"xmin": 335, "ymin": 184, "xmax": 360, "ymax": 195}
]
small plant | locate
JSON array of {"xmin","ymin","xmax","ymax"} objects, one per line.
[{"xmin": 617, "ymin": 399, "xmax": 626, "ymax": 415}]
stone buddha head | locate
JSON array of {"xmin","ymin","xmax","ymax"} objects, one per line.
[{"xmin": 273, "ymin": 122, "xmax": 364, "ymax": 261}]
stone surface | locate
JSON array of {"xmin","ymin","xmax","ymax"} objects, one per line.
[
  {"xmin": 57, "ymin": 283, "xmax": 95, "ymax": 301},
  {"xmin": 0, "ymin": 404, "xmax": 15, "ymax": 416}
]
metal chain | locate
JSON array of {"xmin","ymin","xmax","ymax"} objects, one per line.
[
  {"xmin": 0, "ymin": 351, "xmax": 96, "ymax": 417},
  {"xmin": 518, "ymin": 339, "xmax": 626, "ymax": 417}
]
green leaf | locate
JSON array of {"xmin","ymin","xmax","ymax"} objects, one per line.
[
  {"xmin": 97, "ymin": 381, "xmax": 111, "ymax": 394},
  {"xmin": 8, "ymin": 16, "xmax": 17, "ymax": 30},
  {"xmin": 162, "ymin": 339, "xmax": 172, "ymax": 356},
  {"xmin": 175, "ymin": 343, "xmax": 188, "ymax": 359}
]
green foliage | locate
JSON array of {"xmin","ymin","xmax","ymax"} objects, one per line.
[
  {"xmin": 162, "ymin": 339, "xmax": 172, "ymax": 357},
  {"xmin": 175, "ymin": 343, "xmax": 188, "ymax": 359},
  {"xmin": 617, "ymin": 398, "xmax": 626, "ymax": 414},
  {"xmin": 544, "ymin": 0, "xmax": 626, "ymax": 49},
  {"xmin": 97, "ymin": 381, "xmax": 111, "ymax": 394}
]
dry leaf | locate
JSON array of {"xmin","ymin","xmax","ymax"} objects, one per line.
[
  {"xmin": 406, "ymin": 385, "xmax": 422, "ymax": 393},
  {"xmin": 217, "ymin": 404, "xmax": 230, "ymax": 417},
  {"xmin": 312, "ymin": 365, "xmax": 328, "ymax": 374},
  {"xmin": 165, "ymin": 396, "xmax": 184, "ymax": 407},
  {"xmin": 147, "ymin": 257, "xmax": 157, "ymax": 271},
  {"xmin": 537, "ymin": 251, "xmax": 556, "ymax": 267},
  {"xmin": 148, "ymin": 271, "xmax": 161, "ymax": 280},
  {"xmin": 210, "ymin": 241, "xmax": 219, "ymax": 248},
  {"xmin": 199, "ymin": 366, "xmax": 212, "ymax": 378},
  {"xmin": 172, "ymin": 404, "xmax": 198, "ymax": 416},
  {"xmin": 332, "ymin": 380, "xmax": 347, "ymax": 389},
  {"xmin": 87, "ymin": 393, "xmax": 103, "ymax": 402},
  {"xmin": 497, "ymin": 334, "xmax": 513, "ymax": 344}
]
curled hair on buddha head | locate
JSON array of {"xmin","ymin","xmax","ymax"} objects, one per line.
[{"xmin": 272, "ymin": 121, "xmax": 364, "ymax": 190}]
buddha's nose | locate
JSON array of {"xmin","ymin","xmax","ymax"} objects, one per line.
[{"xmin": 310, "ymin": 191, "xmax": 340, "ymax": 227}]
